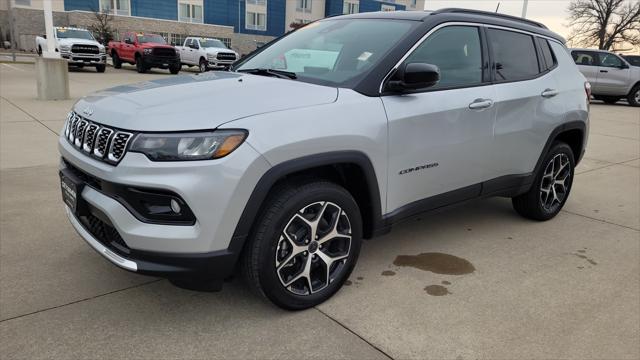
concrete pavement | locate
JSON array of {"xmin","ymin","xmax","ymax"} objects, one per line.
[{"xmin": 1, "ymin": 63, "xmax": 638, "ymax": 359}]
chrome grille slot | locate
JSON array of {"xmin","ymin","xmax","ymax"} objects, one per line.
[
  {"xmin": 107, "ymin": 132, "xmax": 133, "ymax": 163},
  {"xmin": 82, "ymin": 124, "xmax": 99, "ymax": 153},
  {"xmin": 65, "ymin": 111, "xmax": 135, "ymax": 165},
  {"xmin": 93, "ymin": 128, "xmax": 114, "ymax": 158},
  {"xmin": 74, "ymin": 120, "xmax": 88, "ymax": 147}
]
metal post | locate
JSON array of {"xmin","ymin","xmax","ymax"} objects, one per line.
[
  {"xmin": 42, "ymin": 0, "xmax": 59, "ymax": 58},
  {"xmin": 8, "ymin": 0, "xmax": 16, "ymax": 61},
  {"xmin": 521, "ymin": 0, "xmax": 529, "ymax": 18}
]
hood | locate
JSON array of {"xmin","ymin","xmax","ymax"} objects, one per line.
[
  {"xmin": 74, "ymin": 72, "xmax": 338, "ymax": 132},
  {"xmin": 58, "ymin": 38, "xmax": 102, "ymax": 48},
  {"xmin": 140, "ymin": 42, "xmax": 173, "ymax": 49},
  {"xmin": 204, "ymin": 47, "xmax": 237, "ymax": 55}
]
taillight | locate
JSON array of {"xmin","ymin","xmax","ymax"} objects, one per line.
[{"xmin": 585, "ymin": 81, "xmax": 591, "ymax": 108}]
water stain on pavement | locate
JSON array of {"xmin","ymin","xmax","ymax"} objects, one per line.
[
  {"xmin": 381, "ymin": 270, "xmax": 396, "ymax": 276},
  {"xmin": 441, "ymin": 280, "xmax": 451, "ymax": 285},
  {"xmin": 344, "ymin": 280, "xmax": 352, "ymax": 286},
  {"xmin": 356, "ymin": 277, "xmax": 364, "ymax": 281},
  {"xmin": 393, "ymin": 252, "xmax": 475, "ymax": 275},
  {"xmin": 424, "ymin": 285, "xmax": 451, "ymax": 296},
  {"xmin": 572, "ymin": 249, "xmax": 598, "ymax": 266}
]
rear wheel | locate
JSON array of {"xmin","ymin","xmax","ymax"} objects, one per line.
[
  {"xmin": 242, "ymin": 181, "xmax": 362, "ymax": 310},
  {"xmin": 135, "ymin": 56, "xmax": 147, "ymax": 73},
  {"xmin": 111, "ymin": 51, "xmax": 122, "ymax": 69},
  {"xmin": 627, "ymin": 85, "xmax": 640, "ymax": 107},
  {"xmin": 512, "ymin": 142, "xmax": 575, "ymax": 221}
]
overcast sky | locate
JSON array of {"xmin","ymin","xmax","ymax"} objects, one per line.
[{"xmin": 424, "ymin": 0, "xmax": 572, "ymax": 37}]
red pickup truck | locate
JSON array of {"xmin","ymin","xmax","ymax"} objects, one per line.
[{"xmin": 108, "ymin": 32, "xmax": 181, "ymax": 74}]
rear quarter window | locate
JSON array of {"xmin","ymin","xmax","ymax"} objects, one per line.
[
  {"xmin": 488, "ymin": 28, "xmax": 540, "ymax": 82},
  {"xmin": 538, "ymin": 38, "xmax": 557, "ymax": 70}
]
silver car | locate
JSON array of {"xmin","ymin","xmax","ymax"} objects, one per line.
[
  {"xmin": 571, "ymin": 48, "xmax": 640, "ymax": 106},
  {"xmin": 59, "ymin": 8, "xmax": 589, "ymax": 309}
]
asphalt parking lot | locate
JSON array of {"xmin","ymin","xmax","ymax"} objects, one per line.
[{"xmin": 1, "ymin": 62, "xmax": 639, "ymax": 359}]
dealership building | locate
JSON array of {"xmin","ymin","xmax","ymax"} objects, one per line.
[{"xmin": 0, "ymin": 0, "xmax": 424, "ymax": 55}]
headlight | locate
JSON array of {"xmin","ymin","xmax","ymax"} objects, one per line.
[
  {"xmin": 129, "ymin": 130, "xmax": 247, "ymax": 161},
  {"xmin": 99, "ymin": 46, "xmax": 106, "ymax": 53},
  {"xmin": 60, "ymin": 45, "xmax": 70, "ymax": 52},
  {"xmin": 143, "ymin": 48, "xmax": 153, "ymax": 55}
]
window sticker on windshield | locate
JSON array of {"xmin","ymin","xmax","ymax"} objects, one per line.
[
  {"xmin": 58, "ymin": 28, "xmax": 67, "ymax": 32},
  {"xmin": 358, "ymin": 52, "xmax": 372, "ymax": 62}
]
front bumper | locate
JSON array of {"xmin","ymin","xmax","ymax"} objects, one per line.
[
  {"xmin": 61, "ymin": 52, "xmax": 106, "ymax": 65},
  {"xmin": 58, "ymin": 132, "xmax": 270, "ymax": 277},
  {"xmin": 142, "ymin": 54, "xmax": 180, "ymax": 68}
]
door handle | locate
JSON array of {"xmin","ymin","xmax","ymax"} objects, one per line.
[
  {"xmin": 600, "ymin": 70, "xmax": 608, "ymax": 73},
  {"xmin": 469, "ymin": 98, "xmax": 494, "ymax": 110},
  {"xmin": 541, "ymin": 88, "xmax": 559, "ymax": 98}
]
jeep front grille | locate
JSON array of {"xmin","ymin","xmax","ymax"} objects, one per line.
[{"xmin": 64, "ymin": 111, "xmax": 134, "ymax": 165}]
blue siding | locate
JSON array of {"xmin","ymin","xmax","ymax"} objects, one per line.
[
  {"xmin": 325, "ymin": 0, "xmax": 343, "ymax": 16},
  {"xmin": 326, "ymin": 0, "xmax": 405, "ymax": 16},
  {"xmin": 132, "ymin": 0, "xmax": 178, "ymax": 20},
  {"xmin": 64, "ymin": 0, "xmax": 99, "ymax": 12},
  {"xmin": 204, "ymin": 0, "xmax": 285, "ymax": 37}
]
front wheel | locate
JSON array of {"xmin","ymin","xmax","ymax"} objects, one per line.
[
  {"xmin": 628, "ymin": 85, "xmax": 640, "ymax": 107},
  {"xmin": 512, "ymin": 142, "xmax": 575, "ymax": 221},
  {"xmin": 242, "ymin": 181, "xmax": 362, "ymax": 310},
  {"xmin": 135, "ymin": 56, "xmax": 147, "ymax": 73},
  {"xmin": 199, "ymin": 58, "xmax": 208, "ymax": 73},
  {"xmin": 169, "ymin": 64, "xmax": 181, "ymax": 74},
  {"xmin": 96, "ymin": 64, "xmax": 106, "ymax": 73}
]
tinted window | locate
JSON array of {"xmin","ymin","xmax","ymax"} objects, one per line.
[
  {"xmin": 624, "ymin": 56, "xmax": 640, "ymax": 67},
  {"xmin": 598, "ymin": 52, "xmax": 623, "ymax": 68},
  {"xmin": 571, "ymin": 51, "xmax": 597, "ymax": 66},
  {"xmin": 404, "ymin": 26, "xmax": 483, "ymax": 89},
  {"xmin": 539, "ymin": 38, "xmax": 557, "ymax": 70},
  {"xmin": 488, "ymin": 28, "xmax": 539, "ymax": 81}
]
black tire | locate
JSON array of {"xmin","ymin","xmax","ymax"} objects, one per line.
[
  {"xmin": 627, "ymin": 84, "xmax": 640, "ymax": 107},
  {"xmin": 169, "ymin": 64, "xmax": 181, "ymax": 74},
  {"xmin": 199, "ymin": 58, "xmax": 208, "ymax": 73},
  {"xmin": 512, "ymin": 142, "xmax": 575, "ymax": 221},
  {"xmin": 135, "ymin": 55, "xmax": 147, "ymax": 73},
  {"xmin": 111, "ymin": 51, "xmax": 122, "ymax": 69},
  {"xmin": 37, "ymin": 46, "xmax": 42, "ymax": 56},
  {"xmin": 601, "ymin": 96, "xmax": 620, "ymax": 104},
  {"xmin": 96, "ymin": 64, "xmax": 106, "ymax": 73},
  {"xmin": 242, "ymin": 181, "xmax": 362, "ymax": 310}
]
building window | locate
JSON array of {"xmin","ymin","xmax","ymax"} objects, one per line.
[
  {"xmin": 411, "ymin": 0, "xmax": 417, "ymax": 8},
  {"xmin": 246, "ymin": 12, "xmax": 267, "ymax": 31},
  {"xmin": 170, "ymin": 33, "xmax": 188, "ymax": 46},
  {"xmin": 296, "ymin": 0, "xmax": 311, "ymax": 12},
  {"xmin": 100, "ymin": 0, "xmax": 130, "ymax": 16},
  {"xmin": 247, "ymin": 0, "xmax": 267, "ymax": 4},
  {"xmin": 295, "ymin": 19, "xmax": 311, "ymax": 24},
  {"xmin": 179, "ymin": 2, "xmax": 203, "ymax": 23},
  {"xmin": 13, "ymin": 0, "xmax": 32, "ymax": 6},
  {"xmin": 343, "ymin": 1, "xmax": 359, "ymax": 14},
  {"xmin": 381, "ymin": 4, "xmax": 395, "ymax": 11}
]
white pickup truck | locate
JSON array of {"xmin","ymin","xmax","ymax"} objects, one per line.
[
  {"xmin": 175, "ymin": 37, "xmax": 238, "ymax": 72},
  {"xmin": 36, "ymin": 27, "xmax": 107, "ymax": 72}
]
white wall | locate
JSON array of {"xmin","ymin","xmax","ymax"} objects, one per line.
[{"xmin": 285, "ymin": 0, "xmax": 325, "ymax": 31}]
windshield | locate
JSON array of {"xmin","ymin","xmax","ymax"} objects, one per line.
[
  {"xmin": 201, "ymin": 39, "xmax": 227, "ymax": 49},
  {"xmin": 56, "ymin": 29, "xmax": 95, "ymax": 40},
  {"xmin": 236, "ymin": 19, "xmax": 415, "ymax": 87},
  {"xmin": 138, "ymin": 34, "xmax": 166, "ymax": 44}
]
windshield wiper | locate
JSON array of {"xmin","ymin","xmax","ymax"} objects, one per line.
[{"xmin": 237, "ymin": 68, "xmax": 297, "ymax": 79}]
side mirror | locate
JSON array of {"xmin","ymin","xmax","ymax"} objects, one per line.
[
  {"xmin": 620, "ymin": 63, "xmax": 629, "ymax": 69},
  {"xmin": 42, "ymin": 34, "xmax": 47, "ymax": 39},
  {"xmin": 124, "ymin": 38, "xmax": 133, "ymax": 44},
  {"xmin": 386, "ymin": 63, "xmax": 440, "ymax": 92},
  {"xmin": 189, "ymin": 43, "xmax": 199, "ymax": 49}
]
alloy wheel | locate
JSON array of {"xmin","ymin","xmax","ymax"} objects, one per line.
[
  {"xmin": 635, "ymin": 89, "xmax": 640, "ymax": 104},
  {"xmin": 275, "ymin": 201, "xmax": 352, "ymax": 296},
  {"xmin": 539, "ymin": 153, "xmax": 571, "ymax": 212}
]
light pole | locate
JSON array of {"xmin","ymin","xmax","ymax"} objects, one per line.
[
  {"xmin": 36, "ymin": 0, "xmax": 69, "ymax": 100},
  {"xmin": 521, "ymin": 0, "xmax": 529, "ymax": 18},
  {"xmin": 42, "ymin": 0, "xmax": 59, "ymax": 58}
]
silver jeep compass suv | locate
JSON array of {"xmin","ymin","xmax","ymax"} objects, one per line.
[{"xmin": 59, "ymin": 9, "xmax": 589, "ymax": 309}]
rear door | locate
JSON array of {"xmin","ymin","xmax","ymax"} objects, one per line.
[
  {"xmin": 488, "ymin": 28, "xmax": 565, "ymax": 177},
  {"xmin": 383, "ymin": 25, "xmax": 496, "ymax": 212},
  {"xmin": 596, "ymin": 52, "xmax": 631, "ymax": 95},
  {"xmin": 570, "ymin": 50, "xmax": 600, "ymax": 92}
]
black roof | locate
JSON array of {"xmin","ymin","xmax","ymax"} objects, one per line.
[{"xmin": 330, "ymin": 8, "xmax": 565, "ymax": 43}]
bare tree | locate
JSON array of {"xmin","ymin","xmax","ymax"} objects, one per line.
[
  {"xmin": 88, "ymin": 10, "xmax": 115, "ymax": 45},
  {"xmin": 567, "ymin": 0, "xmax": 640, "ymax": 50}
]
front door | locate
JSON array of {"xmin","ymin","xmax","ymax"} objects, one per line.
[
  {"xmin": 383, "ymin": 25, "xmax": 496, "ymax": 213},
  {"xmin": 596, "ymin": 52, "xmax": 631, "ymax": 95}
]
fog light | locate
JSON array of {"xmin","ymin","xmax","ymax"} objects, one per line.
[{"xmin": 170, "ymin": 199, "xmax": 181, "ymax": 214}]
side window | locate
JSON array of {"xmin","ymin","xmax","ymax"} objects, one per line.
[
  {"xmin": 571, "ymin": 51, "xmax": 597, "ymax": 66},
  {"xmin": 488, "ymin": 28, "xmax": 539, "ymax": 81},
  {"xmin": 404, "ymin": 26, "xmax": 483, "ymax": 89},
  {"xmin": 538, "ymin": 38, "xmax": 557, "ymax": 70},
  {"xmin": 598, "ymin": 53, "xmax": 623, "ymax": 68}
]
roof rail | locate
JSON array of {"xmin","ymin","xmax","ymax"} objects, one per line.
[{"xmin": 431, "ymin": 8, "xmax": 548, "ymax": 29}]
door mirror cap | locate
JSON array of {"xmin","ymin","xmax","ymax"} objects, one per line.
[
  {"xmin": 124, "ymin": 38, "xmax": 133, "ymax": 44},
  {"xmin": 386, "ymin": 63, "xmax": 440, "ymax": 92},
  {"xmin": 189, "ymin": 43, "xmax": 199, "ymax": 49}
]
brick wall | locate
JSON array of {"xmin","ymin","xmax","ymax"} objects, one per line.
[{"xmin": 0, "ymin": 8, "xmax": 274, "ymax": 55}]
